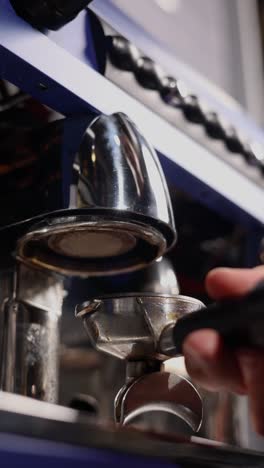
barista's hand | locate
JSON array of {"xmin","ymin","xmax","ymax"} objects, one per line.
[{"xmin": 183, "ymin": 266, "xmax": 264, "ymax": 435}]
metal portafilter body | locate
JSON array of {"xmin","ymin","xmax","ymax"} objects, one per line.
[
  {"xmin": 77, "ymin": 285, "xmax": 264, "ymax": 439},
  {"xmin": 76, "ymin": 293, "xmax": 204, "ymax": 433}
]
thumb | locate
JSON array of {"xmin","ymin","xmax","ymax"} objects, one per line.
[{"xmin": 205, "ymin": 266, "xmax": 264, "ymax": 300}]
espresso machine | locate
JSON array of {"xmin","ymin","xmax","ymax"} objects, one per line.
[{"xmin": 1, "ymin": 1, "xmax": 264, "ymax": 467}]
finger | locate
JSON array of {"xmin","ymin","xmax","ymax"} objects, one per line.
[
  {"xmin": 206, "ymin": 266, "xmax": 264, "ymax": 299},
  {"xmin": 183, "ymin": 330, "xmax": 246, "ymax": 394},
  {"xmin": 237, "ymin": 350, "xmax": 264, "ymax": 435}
]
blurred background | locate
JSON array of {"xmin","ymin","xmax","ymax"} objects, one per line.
[{"xmin": 109, "ymin": 0, "xmax": 264, "ymax": 125}]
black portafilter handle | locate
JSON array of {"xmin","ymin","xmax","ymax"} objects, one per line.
[{"xmin": 159, "ymin": 282, "xmax": 264, "ymax": 356}]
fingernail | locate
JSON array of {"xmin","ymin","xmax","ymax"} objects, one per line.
[
  {"xmin": 183, "ymin": 331, "xmax": 220, "ymax": 384},
  {"xmin": 184, "ymin": 330, "xmax": 219, "ymax": 360},
  {"xmin": 184, "ymin": 342, "xmax": 204, "ymax": 364},
  {"xmin": 183, "ymin": 339, "xmax": 209, "ymax": 378},
  {"xmin": 184, "ymin": 350, "xmax": 208, "ymax": 381}
]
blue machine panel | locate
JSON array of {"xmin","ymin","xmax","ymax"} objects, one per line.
[{"xmin": 0, "ymin": 433, "xmax": 179, "ymax": 468}]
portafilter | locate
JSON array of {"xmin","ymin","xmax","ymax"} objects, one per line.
[
  {"xmin": 76, "ymin": 293, "xmax": 204, "ymax": 433},
  {"xmin": 77, "ymin": 284, "xmax": 264, "ymax": 432}
]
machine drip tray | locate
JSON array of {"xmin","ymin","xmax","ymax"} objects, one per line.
[{"xmin": 0, "ymin": 392, "xmax": 263, "ymax": 467}]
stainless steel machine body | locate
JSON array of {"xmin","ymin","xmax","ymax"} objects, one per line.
[
  {"xmin": 0, "ymin": 112, "xmax": 175, "ymax": 277},
  {"xmin": 0, "ymin": 111, "xmax": 176, "ymax": 407},
  {"xmin": 0, "ymin": 264, "xmax": 63, "ymax": 402}
]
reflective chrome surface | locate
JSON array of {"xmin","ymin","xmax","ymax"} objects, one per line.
[
  {"xmin": 76, "ymin": 292, "xmax": 204, "ymax": 435},
  {"xmin": 1, "ymin": 112, "xmax": 175, "ymax": 276},
  {"xmin": 76, "ymin": 113, "xmax": 174, "ymax": 227},
  {"xmin": 114, "ymin": 371, "xmax": 203, "ymax": 433},
  {"xmin": 76, "ymin": 293, "xmax": 204, "ymax": 361},
  {"xmin": 0, "ymin": 112, "xmax": 176, "ymax": 413},
  {"xmin": 139, "ymin": 294, "xmax": 204, "ymax": 349},
  {"xmin": 16, "ymin": 216, "xmax": 166, "ymax": 277},
  {"xmin": 1, "ymin": 264, "xmax": 64, "ymax": 402},
  {"xmin": 141, "ymin": 257, "xmax": 180, "ymax": 295}
]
